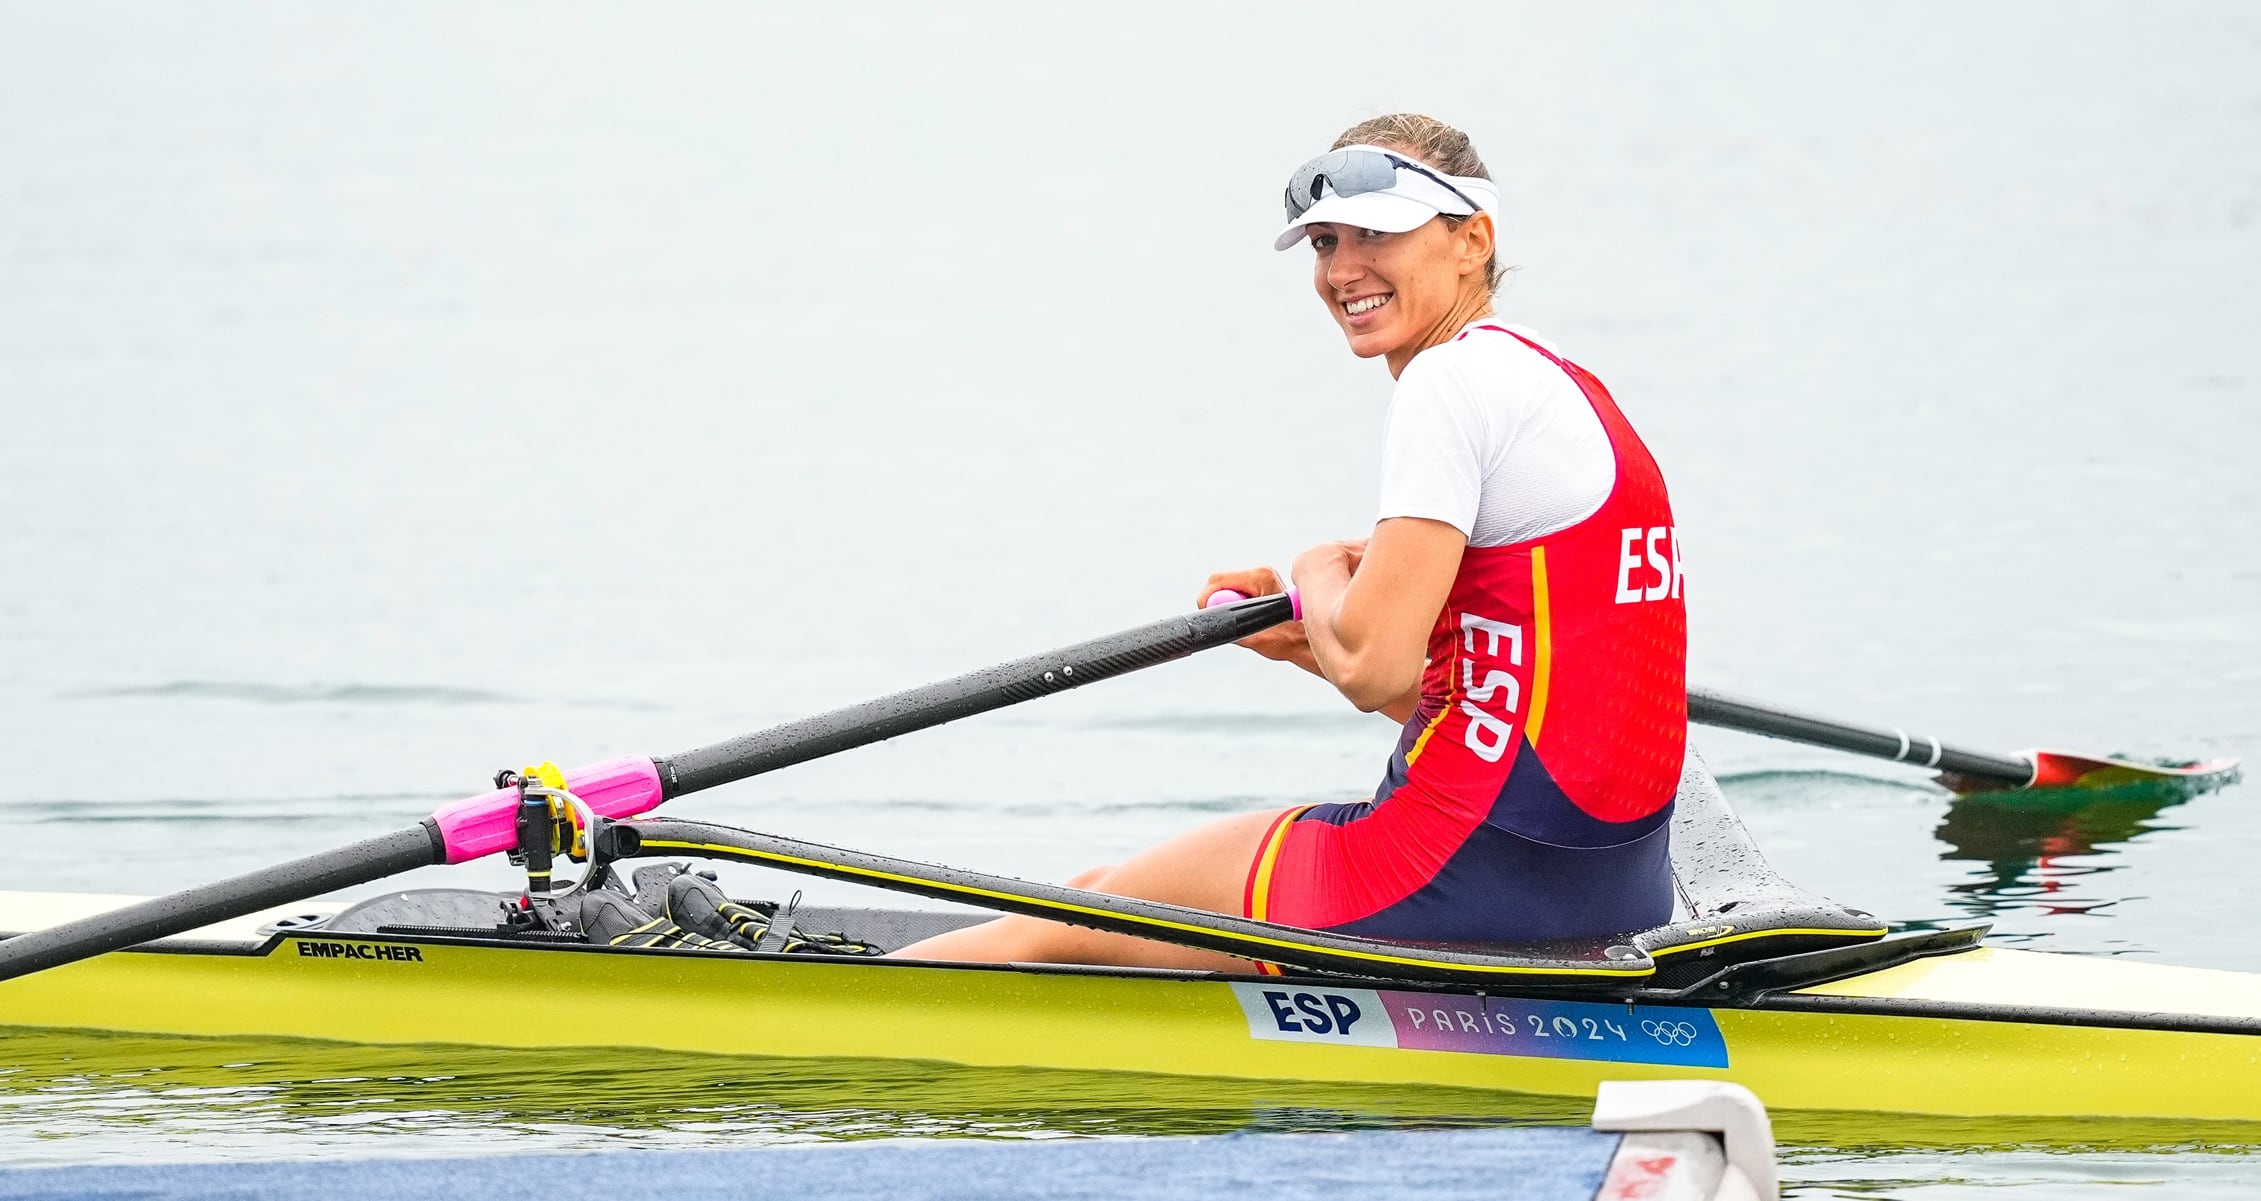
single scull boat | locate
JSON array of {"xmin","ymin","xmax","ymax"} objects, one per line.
[
  {"xmin": 2, "ymin": 758, "xmax": 2254, "ymax": 1124},
  {"xmin": 1, "ymin": 595, "xmax": 2251, "ymax": 1127}
]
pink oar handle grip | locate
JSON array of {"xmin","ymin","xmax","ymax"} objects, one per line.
[{"xmin": 1204, "ymin": 587, "xmax": 1302, "ymax": 621}]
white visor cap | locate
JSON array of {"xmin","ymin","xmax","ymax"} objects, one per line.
[{"xmin": 1273, "ymin": 145, "xmax": 1501, "ymax": 251}]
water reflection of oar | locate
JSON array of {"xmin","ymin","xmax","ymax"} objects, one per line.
[
  {"xmin": 0, "ymin": 595, "xmax": 1298, "ymax": 984},
  {"xmin": 1688, "ymin": 688, "xmax": 2241, "ymax": 795},
  {"xmin": 1936, "ymin": 788, "xmax": 2177, "ymax": 867}
]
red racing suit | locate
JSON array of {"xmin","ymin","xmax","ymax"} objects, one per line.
[{"xmin": 1246, "ymin": 327, "xmax": 1687, "ymax": 946}]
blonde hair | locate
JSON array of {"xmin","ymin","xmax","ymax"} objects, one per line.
[{"xmin": 1332, "ymin": 113, "xmax": 1506, "ymax": 291}]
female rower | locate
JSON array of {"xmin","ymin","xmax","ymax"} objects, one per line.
[{"xmin": 894, "ymin": 114, "xmax": 1685, "ymax": 968}]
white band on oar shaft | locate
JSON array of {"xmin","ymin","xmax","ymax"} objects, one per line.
[{"xmin": 1887, "ymin": 729, "xmax": 1944, "ymax": 768}]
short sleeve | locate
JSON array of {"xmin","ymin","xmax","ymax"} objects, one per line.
[{"xmin": 1375, "ymin": 351, "xmax": 1497, "ymax": 538}]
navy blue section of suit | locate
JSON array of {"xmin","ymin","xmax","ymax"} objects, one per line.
[{"xmin": 1290, "ymin": 718, "xmax": 1676, "ymax": 944}]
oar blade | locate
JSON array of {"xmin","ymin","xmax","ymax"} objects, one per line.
[{"xmin": 1943, "ymin": 752, "xmax": 2242, "ymax": 797}]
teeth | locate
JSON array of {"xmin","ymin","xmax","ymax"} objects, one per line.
[{"xmin": 1344, "ymin": 295, "xmax": 1391, "ymax": 315}]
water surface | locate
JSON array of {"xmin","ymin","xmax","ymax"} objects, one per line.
[{"xmin": 3, "ymin": 3, "xmax": 2257, "ymax": 1197}]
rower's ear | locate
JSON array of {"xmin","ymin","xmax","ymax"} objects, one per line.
[{"xmin": 1453, "ymin": 212, "xmax": 1495, "ymax": 282}]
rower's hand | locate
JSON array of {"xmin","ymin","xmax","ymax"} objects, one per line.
[
  {"xmin": 1290, "ymin": 538, "xmax": 1367, "ymax": 586},
  {"xmin": 1198, "ymin": 567, "xmax": 1309, "ymax": 664}
]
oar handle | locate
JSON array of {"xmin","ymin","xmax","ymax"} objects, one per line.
[
  {"xmin": 1203, "ymin": 587, "xmax": 1302, "ymax": 619},
  {"xmin": 1687, "ymin": 687, "xmax": 2034, "ymax": 785},
  {"xmin": 655, "ymin": 592, "xmax": 1297, "ymax": 798}
]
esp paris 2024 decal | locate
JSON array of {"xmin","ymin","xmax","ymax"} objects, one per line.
[{"xmin": 1231, "ymin": 983, "xmax": 1728, "ymax": 1068}]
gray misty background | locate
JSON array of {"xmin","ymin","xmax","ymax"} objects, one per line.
[{"xmin": 1, "ymin": 2, "xmax": 2257, "ymax": 1190}]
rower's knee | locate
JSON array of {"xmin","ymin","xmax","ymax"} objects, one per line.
[{"xmin": 1066, "ymin": 865, "xmax": 1115, "ymax": 890}]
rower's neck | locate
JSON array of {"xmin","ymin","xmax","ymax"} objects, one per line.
[{"xmin": 1387, "ymin": 295, "xmax": 1496, "ymax": 378}]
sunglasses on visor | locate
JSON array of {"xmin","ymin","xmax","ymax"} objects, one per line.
[{"xmin": 1283, "ymin": 148, "xmax": 1485, "ymax": 222}]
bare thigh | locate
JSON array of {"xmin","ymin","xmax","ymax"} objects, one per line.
[{"xmin": 886, "ymin": 807, "xmax": 1289, "ymax": 971}]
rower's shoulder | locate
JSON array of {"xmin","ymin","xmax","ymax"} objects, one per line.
[{"xmin": 1399, "ymin": 323, "xmax": 1576, "ymax": 400}]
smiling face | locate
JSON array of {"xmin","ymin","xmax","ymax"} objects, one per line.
[{"xmin": 1308, "ymin": 211, "xmax": 1495, "ymax": 377}]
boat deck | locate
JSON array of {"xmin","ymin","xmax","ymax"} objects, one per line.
[
  {"xmin": 6, "ymin": 888, "xmax": 2257, "ymax": 1026},
  {"xmin": 1800, "ymin": 943, "xmax": 2261, "ymax": 1023}
]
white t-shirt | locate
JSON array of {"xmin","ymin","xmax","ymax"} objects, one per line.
[{"xmin": 1376, "ymin": 321, "xmax": 1615, "ymax": 548}]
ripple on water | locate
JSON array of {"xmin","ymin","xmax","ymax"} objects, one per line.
[
  {"xmin": 2, "ymin": 1028, "xmax": 2256, "ymax": 1198},
  {"xmin": 58, "ymin": 681, "xmax": 661, "ymax": 711},
  {"xmin": 0, "ymin": 1030, "xmax": 1585, "ymax": 1167}
]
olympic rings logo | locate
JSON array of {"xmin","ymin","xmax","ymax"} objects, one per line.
[{"xmin": 1640, "ymin": 1020, "xmax": 1699, "ymax": 1047}]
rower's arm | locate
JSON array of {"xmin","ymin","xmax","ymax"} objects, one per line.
[
  {"xmin": 1296, "ymin": 517, "xmax": 1465, "ymax": 715},
  {"xmin": 1240, "ymin": 639, "xmax": 1422, "ymax": 725},
  {"xmin": 1374, "ymin": 680, "xmax": 1421, "ymax": 725}
]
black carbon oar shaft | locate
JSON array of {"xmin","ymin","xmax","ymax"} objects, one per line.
[
  {"xmin": 0, "ymin": 594, "xmax": 1297, "ymax": 984},
  {"xmin": 0, "ymin": 825, "xmax": 443, "ymax": 980},
  {"xmin": 1688, "ymin": 687, "xmax": 2033, "ymax": 784},
  {"xmin": 655, "ymin": 593, "xmax": 1295, "ymax": 799}
]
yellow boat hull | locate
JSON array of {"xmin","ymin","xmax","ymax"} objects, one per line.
[{"xmin": 2, "ymin": 925, "xmax": 2256, "ymax": 1125}]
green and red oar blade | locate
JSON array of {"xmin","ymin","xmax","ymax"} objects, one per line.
[
  {"xmin": 1686, "ymin": 687, "xmax": 2241, "ymax": 796},
  {"xmin": 1948, "ymin": 749, "xmax": 2243, "ymax": 797}
]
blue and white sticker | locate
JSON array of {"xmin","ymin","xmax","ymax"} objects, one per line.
[
  {"xmin": 1232, "ymin": 986, "xmax": 1397, "ymax": 1048},
  {"xmin": 1231, "ymin": 982, "xmax": 1728, "ymax": 1068}
]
